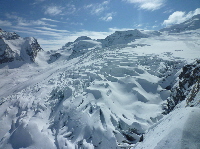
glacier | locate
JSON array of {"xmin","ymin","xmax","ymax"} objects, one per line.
[{"xmin": 0, "ymin": 15, "xmax": 200, "ymax": 149}]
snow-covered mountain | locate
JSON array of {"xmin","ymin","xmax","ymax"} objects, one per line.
[
  {"xmin": 0, "ymin": 16, "xmax": 200, "ymax": 149},
  {"xmin": 0, "ymin": 29, "xmax": 43, "ymax": 68},
  {"xmin": 160, "ymin": 14, "xmax": 200, "ymax": 33},
  {"xmin": 99, "ymin": 29, "xmax": 149, "ymax": 47}
]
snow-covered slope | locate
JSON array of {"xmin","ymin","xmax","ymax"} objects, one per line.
[
  {"xmin": 0, "ymin": 22, "xmax": 200, "ymax": 149},
  {"xmin": 48, "ymin": 36, "xmax": 102, "ymax": 63},
  {"xmin": 99, "ymin": 29, "xmax": 149, "ymax": 47},
  {"xmin": 134, "ymin": 107, "xmax": 200, "ymax": 149},
  {"xmin": 134, "ymin": 60, "xmax": 200, "ymax": 149},
  {"xmin": 160, "ymin": 14, "xmax": 200, "ymax": 33},
  {"xmin": 0, "ymin": 29, "xmax": 43, "ymax": 68}
]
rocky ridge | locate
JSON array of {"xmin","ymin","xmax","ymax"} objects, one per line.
[
  {"xmin": 166, "ymin": 60, "xmax": 200, "ymax": 112},
  {"xmin": 0, "ymin": 29, "xmax": 42, "ymax": 65}
]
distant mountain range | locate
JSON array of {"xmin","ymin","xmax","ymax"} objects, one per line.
[{"xmin": 1, "ymin": 14, "xmax": 200, "ymax": 67}]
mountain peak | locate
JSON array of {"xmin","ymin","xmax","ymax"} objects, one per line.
[
  {"xmin": 0, "ymin": 29, "xmax": 20, "ymax": 40},
  {"xmin": 101, "ymin": 29, "xmax": 148, "ymax": 47},
  {"xmin": 0, "ymin": 30, "xmax": 43, "ymax": 67},
  {"xmin": 74, "ymin": 36, "xmax": 92, "ymax": 42}
]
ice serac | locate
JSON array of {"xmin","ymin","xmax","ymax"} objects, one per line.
[
  {"xmin": 0, "ymin": 29, "xmax": 42, "ymax": 65},
  {"xmin": 160, "ymin": 14, "xmax": 200, "ymax": 33},
  {"xmin": 100, "ymin": 29, "xmax": 148, "ymax": 47}
]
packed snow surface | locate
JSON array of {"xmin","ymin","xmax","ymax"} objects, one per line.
[
  {"xmin": 134, "ymin": 107, "xmax": 200, "ymax": 149},
  {"xmin": 0, "ymin": 28, "xmax": 200, "ymax": 148}
]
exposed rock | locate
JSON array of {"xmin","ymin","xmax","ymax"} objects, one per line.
[
  {"xmin": 0, "ymin": 29, "xmax": 20, "ymax": 40},
  {"xmin": 0, "ymin": 40, "xmax": 22, "ymax": 64},
  {"xmin": 24, "ymin": 37, "xmax": 43, "ymax": 62},
  {"xmin": 0, "ymin": 30, "xmax": 43, "ymax": 65},
  {"xmin": 48, "ymin": 53, "xmax": 61, "ymax": 64},
  {"xmin": 166, "ymin": 60, "xmax": 200, "ymax": 112}
]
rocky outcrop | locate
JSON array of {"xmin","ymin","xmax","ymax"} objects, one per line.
[
  {"xmin": 0, "ymin": 29, "xmax": 42, "ymax": 65},
  {"xmin": 0, "ymin": 29, "xmax": 20, "ymax": 40},
  {"xmin": 166, "ymin": 60, "xmax": 200, "ymax": 112},
  {"xmin": 24, "ymin": 37, "xmax": 43, "ymax": 62}
]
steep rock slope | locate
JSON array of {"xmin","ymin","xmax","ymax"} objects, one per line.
[
  {"xmin": 166, "ymin": 60, "xmax": 200, "ymax": 112},
  {"xmin": 0, "ymin": 29, "xmax": 43, "ymax": 67}
]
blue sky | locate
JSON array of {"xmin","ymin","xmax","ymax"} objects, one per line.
[{"xmin": 0, "ymin": 0, "xmax": 200, "ymax": 50}]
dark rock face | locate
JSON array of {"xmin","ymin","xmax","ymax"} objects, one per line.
[
  {"xmin": 0, "ymin": 39, "xmax": 22, "ymax": 64},
  {"xmin": 0, "ymin": 46, "xmax": 16, "ymax": 64},
  {"xmin": 25, "ymin": 37, "xmax": 43, "ymax": 62},
  {"xmin": 0, "ymin": 29, "xmax": 20, "ymax": 40},
  {"xmin": 48, "ymin": 53, "xmax": 61, "ymax": 64},
  {"xmin": 0, "ymin": 29, "xmax": 42, "ymax": 64},
  {"xmin": 166, "ymin": 60, "xmax": 200, "ymax": 112}
]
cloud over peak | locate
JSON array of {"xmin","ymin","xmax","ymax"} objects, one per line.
[{"xmin": 163, "ymin": 8, "xmax": 200, "ymax": 26}]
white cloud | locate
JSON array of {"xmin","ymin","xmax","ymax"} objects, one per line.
[
  {"xmin": 44, "ymin": 6, "xmax": 63, "ymax": 16},
  {"xmin": 21, "ymin": 20, "xmax": 56, "ymax": 27},
  {"xmin": 163, "ymin": 9, "xmax": 174, "ymax": 14},
  {"xmin": 100, "ymin": 13, "xmax": 114, "ymax": 21},
  {"xmin": 125, "ymin": 0, "xmax": 165, "ymax": 11},
  {"xmin": 33, "ymin": 0, "xmax": 45, "ymax": 4},
  {"xmin": 6, "ymin": 13, "xmax": 57, "ymax": 27},
  {"xmin": 108, "ymin": 27, "xmax": 135, "ymax": 32},
  {"xmin": 35, "ymin": 27, "xmax": 69, "ymax": 33},
  {"xmin": 85, "ymin": 1, "xmax": 110, "ymax": 15},
  {"xmin": 0, "ymin": 20, "xmax": 12, "ymax": 26},
  {"xmin": 41, "ymin": 18, "xmax": 60, "ymax": 22},
  {"xmin": 44, "ymin": 4, "xmax": 76, "ymax": 16},
  {"xmin": 70, "ymin": 22, "xmax": 84, "ymax": 26},
  {"xmin": 163, "ymin": 8, "xmax": 200, "ymax": 26}
]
